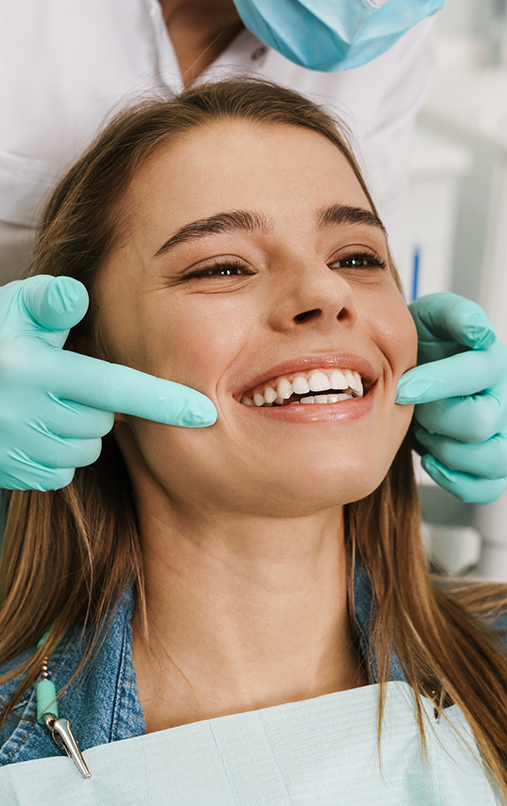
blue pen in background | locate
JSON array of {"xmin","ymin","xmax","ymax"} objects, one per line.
[{"xmin": 411, "ymin": 244, "xmax": 421, "ymax": 302}]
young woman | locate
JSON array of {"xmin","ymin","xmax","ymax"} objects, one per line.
[{"xmin": 0, "ymin": 79, "xmax": 506, "ymax": 805}]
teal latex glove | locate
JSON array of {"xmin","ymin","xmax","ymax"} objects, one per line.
[
  {"xmin": 0, "ymin": 275, "xmax": 217, "ymax": 491},
  {"xmin": 396, "ymin": 293, "xmax": 507, "ymax": 505}
]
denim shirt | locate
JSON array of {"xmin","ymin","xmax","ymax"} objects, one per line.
[{"xmin": 0, "ymin": 567, "xmax": 498, "ymax": 768}]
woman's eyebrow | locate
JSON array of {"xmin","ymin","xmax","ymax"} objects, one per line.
[
  {"xmin": 154, "ymin": 204, "xmax": 385, "ymax": 259},
  {"xmin": 317, "ymin": 203, "xmax": 386, "ymax": 234},
  {"xmin": 154, "ymin": 210, "xmax": 271, "ymax": 257}
]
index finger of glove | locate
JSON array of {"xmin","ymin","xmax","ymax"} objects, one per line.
[
  {"xmin": 40, "ymin": 349, "xmax": 217, "ymax": 427},
  {"xmin": 396, "ymin": 342, "xmax": 507, "ymax": 405},
  {"xmin": 409, "ymin": 293, "xmax": 497, "ymax": 350}
]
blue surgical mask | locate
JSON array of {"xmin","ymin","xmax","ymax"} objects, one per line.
[{"xmin": 233, "ymin": 0, "xmax": 443, "ymax": 72}]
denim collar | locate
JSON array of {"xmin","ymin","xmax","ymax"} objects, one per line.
[
  {"xmin": 0, "ymin": 563, "xmax": 404, "ymax": 766},
  {"xmin": 353, "ymin": 563, "xmax": 406, "ymax": 683}
]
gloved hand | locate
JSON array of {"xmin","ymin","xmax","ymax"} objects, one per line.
[
  {"xmin": 396, "ymin": 293, "xmax": 507, "ymax": 505},
  {"xmin": 0, "ymin": 275, "xmax": 217, "ymax": 491}
]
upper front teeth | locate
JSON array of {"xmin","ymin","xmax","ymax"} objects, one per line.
[
  {"xmin": 308, "ymin": 370, "xmax": 329, "ymax": 392},
  {"xmin": 277, "ymin": 377, "xmax": 292, "ymax": 400},
  {"xmin": 342, "ymin": 369, "xmax": 362, "ymax": 395},
  {"xmin": 241, "ymin": 368, "xmax": 364, "ymax": 407},
  {"xmin": 292, "ymin": 375, "xmax": 310, "ymax": 395}
]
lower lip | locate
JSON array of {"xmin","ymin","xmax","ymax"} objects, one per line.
[{"xmin": 238, "ymin": 384, "xmax": 376, "ymax": 423}]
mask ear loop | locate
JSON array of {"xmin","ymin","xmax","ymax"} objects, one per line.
[{"xmin": 36, "ymin": 630, "xmax": 91, "ymax": 779}]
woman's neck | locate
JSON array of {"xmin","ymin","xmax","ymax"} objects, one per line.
[
  {"xmin": 132, "ymin": 505, "xmax": 367, "ymax": 733},
  {"xmin": 158, "ymin": 0, "xmax": 244, "ymax": 86}
]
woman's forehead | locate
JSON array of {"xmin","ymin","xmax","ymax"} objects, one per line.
[{"xmin": 126, "ymin": 119, "xmax": 371, "ymax": 236}]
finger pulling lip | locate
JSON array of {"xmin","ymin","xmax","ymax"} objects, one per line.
[{"xmin": 235, "ymin": 353, "xmax": 379, "ymax": 402}]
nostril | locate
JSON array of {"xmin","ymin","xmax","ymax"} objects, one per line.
[{"xmin": 293, "ymin": 309, "xmax": 320, "ymax": 324}]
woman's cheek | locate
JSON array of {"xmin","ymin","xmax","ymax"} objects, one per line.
[
  {"xmin": 368, "ymin": 288, "xmax": 418, "ymax": 380},
  {"xmin": 396, "ymin": 303, "xmax": 418, "ymax": 375},
  {"xmin": 378, "ymin": 293, "xmax": 417, "ymax": 447},
  {"xmin": 145, "ymin": 297, "xmax": 257, "ymax": 393}
]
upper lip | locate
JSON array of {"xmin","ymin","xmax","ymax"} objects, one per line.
[{"xmin": 235, "ymin": 353, "xmax": 379, "ymax": 401}]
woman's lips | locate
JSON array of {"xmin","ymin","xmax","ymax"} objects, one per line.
[
  {"xmin": 238, "ymin": 378, "xmax": 377, "ymax": 423},
  {"xmin": 236, "ymin": 354, "xmax": 378, "ymax": 407}
]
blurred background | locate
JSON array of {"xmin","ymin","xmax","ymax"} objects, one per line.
[{"xmin": 395, "ymin": 0, "xmax": 507, "ymax": 580}]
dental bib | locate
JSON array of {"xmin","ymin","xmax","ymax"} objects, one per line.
[{"xmin": 0, "ymin": 682, "xmax": 501, "ymax": 805}]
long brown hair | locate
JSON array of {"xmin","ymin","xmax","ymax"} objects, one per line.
[{"xmin": 1, "ymin": 78, "xmax": 507, "ymax": 794}]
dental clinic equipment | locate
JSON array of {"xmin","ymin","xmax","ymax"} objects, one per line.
[
  {"xmin": 4, "ymin": 683, "xmax": 499, "ymax": 804},
  {"xmin": 36, "ymin": 632, "xmax": 90, "ymax": 779}
]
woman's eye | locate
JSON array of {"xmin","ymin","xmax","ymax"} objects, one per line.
[
  {"xmin": 331, "ymin": 252, "xmax": 386, "ymax": 270},
  {"xmin": 182, "ymin": 260, "xmax": 252, "ymax": 281}
]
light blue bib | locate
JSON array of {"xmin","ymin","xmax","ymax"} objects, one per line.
[{"xmin": 0, "ymin": 682, "xmax": 501, "ymax": 805}]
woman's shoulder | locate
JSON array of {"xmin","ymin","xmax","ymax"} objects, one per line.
[
  {"xmin": 0, "ymin": 643, "xmax": 46, "ymax": 764},
  {"xmin": 0, "ymin": 591, "xmax": 144, "ymax": 767}
]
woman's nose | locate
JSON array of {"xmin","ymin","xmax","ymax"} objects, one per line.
[{"xmin": 269, "ymin": 257, "xmax": 357, "ymax": 332}]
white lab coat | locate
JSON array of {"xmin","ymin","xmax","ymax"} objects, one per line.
[{"xmin": 0, "ymin": 0, "xmax": 435, "ymax": 281}]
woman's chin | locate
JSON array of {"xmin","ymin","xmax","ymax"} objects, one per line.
[{"xmin": 219, "ymin": 464, "xmax": 390, "ymax": 518}]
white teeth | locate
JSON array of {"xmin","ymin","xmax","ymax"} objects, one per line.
[
  {"xmin": 309, "ymin": 370, "xmax": 330, "ymax": 392},
  {"xmin": 242, "ymin": 389, "xmax": 356, "ymax": 407},
  {"xmin": 304, "ymin": 393, "xmax": 354, "ymax": 405},
  {"xmin": 292, "ymin": 375, "xmax": 310, "ymax": 395},
  {"xmin": 344, "ymin": 369, "xmax": 363, "ymax": 396},
  {"xmin": 276, "ymin": 377, "xmax": 293, "ymax": 400},
  {"xmin": 330, "ymin": 369, "xmax": 349, "ymax": 390},
  {"xmin": 264, "ymin": 386, "xmax": 277, "ymax": 404},
  {"xmin": 241, "ymin": 367, "xmax": 365, "ymax": 406}
]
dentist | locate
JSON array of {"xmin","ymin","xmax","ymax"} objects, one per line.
[{"xmin": 0, "ymin": 0, "xmax": 506, "ymax": 504}]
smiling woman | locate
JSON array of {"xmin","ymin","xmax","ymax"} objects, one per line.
[{"xmin": 0, "ymin": 79, "xmax": 507, "ymax": 804}]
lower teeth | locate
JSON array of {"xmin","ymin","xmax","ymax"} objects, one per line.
[
  {"xmin": 241, "ymin": 390, "xmax": 358, "ymax": 407},
  {"xmin": 294, "ymin": 393, "xmax": 354, "ymax": 405}
]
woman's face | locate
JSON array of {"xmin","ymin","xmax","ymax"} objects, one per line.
[{"xmin": 97, "ymin": 120, "xmax": 417, "ymax": 517}]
